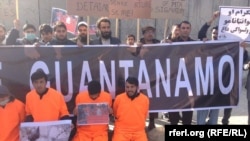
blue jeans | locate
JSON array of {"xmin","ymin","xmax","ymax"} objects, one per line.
[{"xmin": 197, "ymin": 109, "xmax": 219, "ymax": 125}]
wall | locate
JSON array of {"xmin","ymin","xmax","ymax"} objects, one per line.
[{"xmin": 0, "ymin": 0, "xmax": 249, "ymax": 43}]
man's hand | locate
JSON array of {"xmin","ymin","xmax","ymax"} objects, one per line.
[
  {"xmin": 212, "ymin": 11, "xmax": 220, "ymax": 20},
  {"xmin": 76, "ymin": 39, "xmax": 84, "ymax": 47},
  {"xmin": 13, "ymin": 19, "xmax": 20, "ymax": 30},
  {"xmin": 33, "ymin": 42, "xmax": 41, "ymax": 47},
  {"xmin": 207, "ymin": 11, "xmax": 220, "ymax": 25},
  {"xmin": 24, "ymin": 47, "xmax": 41, "ymax": 59},
  {"xmin": 73, "ymin": 107, "xmax": 78, "ymax": 115},
  {"xmin": 240, "ymin": 41, "xmax": 248, "ymax": 48},
  {"xmin": 109, "ymin": 107, "xmax": 113, "ymax": 114}
]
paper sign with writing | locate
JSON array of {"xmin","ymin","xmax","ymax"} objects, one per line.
[
  {"xmin": 0, "ymin": 0, "xmax": 16, "ymax": 29},
  {"xmin": 218, "ymin": 6, "xmax": 250, "ymax": 42},
  {"xmin": 151, "ymin": 0, "xmax": 186, "ymax": 19},
  {"xmin": 133, "ymin": 0, "xmax": 151, "ymax": 19},
  {"xmin": 109, "ymin": 0, "xmax": 135, "ymax": 19},
  {"xmin": 67, "ymin": 0, "xmax": 109, "ymax": 17}
]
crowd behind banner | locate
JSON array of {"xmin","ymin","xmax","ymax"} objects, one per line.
[
  {"xmin": 1, "ymin": 3, "xmax": 250, "ymax": 141},
  {"xmin": 0, "ymin": 42, "xmax": 241, "ymax": 112}
]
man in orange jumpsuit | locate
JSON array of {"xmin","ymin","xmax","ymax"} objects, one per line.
[
  {"xmin": 112, "ymin": 76, "xmax": 149, "ymax": 141},
  {"xmin": 0, "ymin": 85, "xmax": 25, "ymax": 141},
  {"xmin": 73, "ymin": 80, "xmax": 113, "ymax": 141},
  {"xmin": 25, "ymin": 69, "xmax": 70, "ymax": 122}
]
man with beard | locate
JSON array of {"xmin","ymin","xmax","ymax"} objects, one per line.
[
  {"xmin": 90, "ymin": 17, "xmax": 121, "ymax": 45},
  {"xmin": 0, "ymin": 24, "xmax": 6, "ymax": 45},
  {"xmin": 71, "ymin": 21, "xmax": 92, "ymax": 45},
  {"xmin": 112, "ymin": 77, "xmax": 149, "ymax": 141},
  {"xmin": 49, "ymin": 21, "xmax": 76, "ymax": 45},
  {"xmin": 72, "ymin": 80, "xmax": 112, "ymax": 141}
]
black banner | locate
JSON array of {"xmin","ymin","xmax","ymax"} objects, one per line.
[{"xmin": 0, "ymin": 41, "xmax": 241, "ymax": 113}]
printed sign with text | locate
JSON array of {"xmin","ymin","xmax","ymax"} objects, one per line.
[{"xmin": 218, "ymin": 6, "xmax": 250, "ymax": 42}]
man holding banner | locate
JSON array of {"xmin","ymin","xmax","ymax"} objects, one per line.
[
  {"xmin": 168, "ymin": 20, "xmax": 195, "ymax": 125},
  {"xmin": 71, "ymin": 21, "xmax": 91, "ymax": 46},
  {"xmin": 139, "ymin": 25, "xmax": 160, "ymax": 131},
  {"xmin": 49, "ymin": 21, "xmax": 76, "ymax": 45},
  {"xmin": 90, "ymin": 17, "xmax": 121, "ymax": 45}
]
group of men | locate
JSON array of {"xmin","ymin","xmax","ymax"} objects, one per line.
[
  {"xmin": 0, "ymin": 68, "xmax": 149, "ymax": 141},
  {"xmin": 1, "ymin": 10, "xmax": 250, "ymax": 141},
  {"xmin": 0, "ymin": 17, "xmax": 121, "ymax": 47}
]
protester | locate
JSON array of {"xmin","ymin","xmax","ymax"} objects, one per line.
[
  {"xmin": 196, "ymin": 11, "xmax": 220, "ymax": 125},
  {"xmin": 243, "ymin": 52, "xmax": 250, "ymax": 125},
  {"xmin": 73, "ymin": 80, "xmax": 112, "ymax": 141},
  {"xmin": 140, "ymin": 26, "xmax": 160, "ymax": 44},
  {"xmin": 112, "ymin": 76, "xmax": 149, "ymax": 141},
  {"xmin": 139, "ymin": 25, "xmax": 160, "ymax": 130},
  {"xmin": 198, "ymin": 11, "xmax": 219, "ymax": 41},
  {"xmin": 49, "ymin": 21, "xmax": 76, "ymax": 45},
  {"xmin": 160, "ymin": 23, "xmax": 180, "ymax": 120},
  {"xmin": 161, "ymin": 24, "xmax": 180, "ymax": 43},
  {"xmin": 90, "ymin": 17, "xmax": 121, "ymax": 45},
  {"xmin": 5, "ymin": 19, "xmax": 21, "ymax": 45},
  {"xmin": 168, "ymin": 21, "xmax": 195, "ymax": 125},
  {"xmin": 25, "ymin": 69, "xmax": 70, "ymax": 122},
  {"xmin": 15, "ymin": 23, "xmax": 39, "ymax": 45},
  {"xmin": 126, "ymin": 34, "xmax": 136, "ymax": 46},
  {"xmin": 71, "ymin": 21, "xmax": 92, "ymax": 46},
  {"xmin": 0, "ymin": 85, "xmax": 25, "ymax": 141},
  {"xmin": 0, "ymin": 24, "xmax": 7, "ymax": 45},
  {"xmin": 38, "ymin": 23, "xmax": 53, "ymax": 45}
]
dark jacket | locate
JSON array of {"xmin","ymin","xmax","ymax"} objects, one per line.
[
  {"xmin": 49, "ymin": 38, "xmax": 76, "ymax": 45},
  {"xmin": 172, "ymin": 36, "xmax": 195, "ymax": 42},
  {"xmin": 70, "ymin": 36, "xmax": 92, "ymax": 45},
  {"xmin": 198, "ymin": 22, "xmax": 210, "ymax": 41},
  {"xmin": 15, "ymin": 38, "xmax": 39, "ymax": 45},
  {"xmin": 90, "ymin": 37, "xmax": 121, "ymax": 45},
  {"xmin": 243, "ymin": 49, "xmax": 250, "ymax": 100},
  {"xmin": 139, "ymin": 38, "xmax": 160, "ymax": 44},
  {"xmin": 5, "ymin": 28, "xmax": 20, "ymax": 45}
]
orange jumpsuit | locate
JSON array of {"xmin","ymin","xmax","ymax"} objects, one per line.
[
  {"xmin": 25, "ymin": 88, "xmax": 69, "ymax": 121},
  {"xmin": 112, "ymin": 92, "xmax": 149, "ymax": 141},
  {"xmin": 73, "ymin": 91, "xmax": 112, "ymax": 141},
  {"xmin": 0, "ymin": 98, "xmax": 25, "ymax": 141}
]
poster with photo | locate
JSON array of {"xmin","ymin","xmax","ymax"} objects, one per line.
[
  {"xmin": 51, "ymin": 7, "xmax": 79, "ymax": 35},
  {"xmin": 89, "ymin": 24, "xmax": 98, "ymax": 35},
  {"xmin": 20, "ymin": 120, "xmax": 71, "ymax": 141},
  {"xmin": 77, "ymin": 103, "xmax": 109, "ymax": 125}
]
